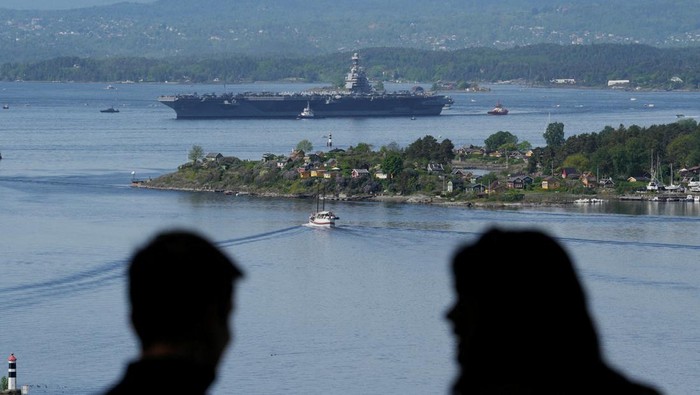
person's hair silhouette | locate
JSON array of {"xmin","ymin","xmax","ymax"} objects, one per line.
[
  {"xmin": 446, "ymin": 228, "xmax": 661, "ymax": 395},
  {"xmin": 104, "ymin": 229, "xmax": 244, "ymax": 395}
]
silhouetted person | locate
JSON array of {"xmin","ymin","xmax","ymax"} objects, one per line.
[
  {"xmin": 104, "ymin": 230, "xmax": 244, "ymax": 395},
  {"xmin": 446, "ymin": 228, "xmax": 662, "ymax": 395}
]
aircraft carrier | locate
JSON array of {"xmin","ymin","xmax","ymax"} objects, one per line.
[{"xmin": 157, "ymin": 53, "xmax": 453, "ymax": 119}]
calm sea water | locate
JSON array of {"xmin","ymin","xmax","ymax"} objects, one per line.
[{"xmin": 0, "ymin": 82, "xmax": 698, "ymax": 394}]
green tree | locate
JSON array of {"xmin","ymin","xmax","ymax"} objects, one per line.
[
  {"xmin": 188, "ymin": 145, "xmax": 204, "ymax": 164},
  {"xmin": 484, "ymin": 131, "xmax": 518, "ymax": 152},
  {"xmin": 382, "ymin": 151, "xmax": 404, "ymax": 178},
  {"xmin": 517, "ymin": 140, "xmax": 533, "ymax": 151},
  {"xmin": 380, "ymin": 141, "xmax": 401, "ymax": 153},
  {"xmin": 296, "ymin": 139, "xmax": 313, "ymax": 153},
  {"xmin": 666, "ymin": 132, "xmax": 700, "ymax": 168},
  {"xmin": 563, "ymin": 153, "xmax": 590, "ymax": 172},
  {"xmin": 544, "ymin": 122, "xmax": 565, "ymax": 148},
  {"xmin": 405, "ymin": 135, "xmax": 438, "ymax": 164},
  {"xmin": 353, "ymin": 142, "xmax": 373, "ymax": 153},
  {"xmin": 404, "ymin": 135, "xmax": 455, "ymax": 165},
  {"xmin": 439, "ymin": 138, "xmax": 456, "ymax": 163}
]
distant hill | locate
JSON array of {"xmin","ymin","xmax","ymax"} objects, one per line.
[
  {"xmin": 1, "ymin": 0, "xmax": 700, "ymax": 63},
  {"xmin": 4, "ymin": 45, "xmax": 700, "ymax": 91}
]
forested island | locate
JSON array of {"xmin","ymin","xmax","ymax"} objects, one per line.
[{"xmin": 137, "ymin": 118, "xmax": 700, "ymax": 206}]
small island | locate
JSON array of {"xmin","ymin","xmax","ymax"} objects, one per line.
[{"xmin": 136, "ymin": 119, "xmax": 700, "ymax": 207}]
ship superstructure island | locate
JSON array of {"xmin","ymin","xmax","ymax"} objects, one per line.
[{"xmin": 157, "ymin": 53, "xmax": 453, "ymax": 119}]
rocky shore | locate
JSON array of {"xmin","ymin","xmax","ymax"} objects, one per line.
[{"xmin": 133, "ymin": 181, "xmax": 636, "ymax": 209}]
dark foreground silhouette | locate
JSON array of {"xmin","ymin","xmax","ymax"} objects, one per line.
[
  {"xmin": 446, "ymin": 228, "xmax": 662, "ymax": 395},
  {"xmin": 103, "ymin": 230, "xmax": 244, "ymax": 395}
]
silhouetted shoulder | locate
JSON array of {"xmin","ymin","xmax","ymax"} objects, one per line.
[{"xmin": 447, "ymin": 228, "xmax": 664, "ymax": 395}]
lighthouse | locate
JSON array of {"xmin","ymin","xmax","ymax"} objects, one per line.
[{"xmin": 7, "ymin": 353, "xmax": 16, "ymax": 390}]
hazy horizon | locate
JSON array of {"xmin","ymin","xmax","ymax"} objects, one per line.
[{"xmin": 0, "ymin": 0, "xmax": 156, "ymax": 10}]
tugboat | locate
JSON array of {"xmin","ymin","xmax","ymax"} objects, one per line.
[
  {"xmin": 487, "ymin": 101, "xmax": 509, "ymax": 115},
  {"xmin": 297, "ymin": 102, "xmax": 315, "ymax": 119}
]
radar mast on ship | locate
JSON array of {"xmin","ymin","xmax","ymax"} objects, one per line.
[{"xmin": 344, "ymin": 53, "xmax": 373, "ymax": 94}]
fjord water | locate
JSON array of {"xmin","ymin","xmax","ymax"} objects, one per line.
[{"xmin": 0, "ymin": 82, "xmax": 698, "ymax": 394}]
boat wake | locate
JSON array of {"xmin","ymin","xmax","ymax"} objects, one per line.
[
  {"xmin": 0, "ymin": 227, "xmax": 305, "ymax": 311},
  {"xmin": 0, "ymin": 259, "xmax": 124, "ymax": 310},
  {"xmin": 216, "ymin": 226, "xmax": 304, "ymax": 247}
]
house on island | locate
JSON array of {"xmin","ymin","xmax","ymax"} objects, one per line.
[
  {"xmin": 541, "ymin": 176, "xmax": 560, "ymax": 190},
  {"xmin": 351, "ymin": 168, "xmax": 370, "ymax": 178},
  {"xmin": 205, "ymin": 152, "xmax": 224, "ymax": 163},
  {"xmin": 581, "ymin": 172, "xmax": 597, "ymax": 189},
  {"xmin": 561, "ymin": 168, "xmax": 580, "ymax": 179},
  {"xmin": 507, "ymin": 175, "xmax": 534, "ymax": 189}
]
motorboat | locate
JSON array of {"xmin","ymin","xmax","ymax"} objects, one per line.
[
  {"xmin": 298, "ymin": 102, "xmax": 315, "ymax": 118},
  {"xmin": 487, "ymin": 101, "xmax": 508, "ymax": 115},
  {"xmin": 100, "ymin": 107, "xmax": 119, "ymax": 113}
]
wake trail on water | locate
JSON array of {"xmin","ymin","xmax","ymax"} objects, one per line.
[
  {"xmin": 0, "ymin": 259, "xmax": 125, "ymax": 310},
  {"xmin": 0, "ymin": 175, "xmax": 133, "ymax": 193},
  {"xmin": 216, "ymin": 226, "xmax": 305, "ymax": 247},
  {"xmin": 557, "ymin": 236, "xmax": 700, "ymax": 251},
  {"xmin": 0, "ymin": 227, "xmax": 304, "ymax": 311}
]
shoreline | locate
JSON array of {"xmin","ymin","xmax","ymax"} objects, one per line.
[{"xmin": 133, "ymin": 182, "xmax": 698, "ymax": 209}]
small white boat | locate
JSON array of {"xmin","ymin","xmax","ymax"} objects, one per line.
[
  {"xmin": 309, "ymin": 210, "xmax": 339, "ymax": 227},
  {"xmin": 308, "ymin": 184, "xmax": 338, "ymax": 227},
  {"xmin": 298, "ymin": 102, "xmax": 315, "ymax": 119},
  {"xmin": 646, "ymin": 179, "xmax": 663, "ymax": 191},
  {"xmin": 688, "ymin": 179, "xmax": 700, "ymax": 192}
]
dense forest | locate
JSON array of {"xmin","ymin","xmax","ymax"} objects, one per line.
[{"xmin": 3, "ymin": 45, "xmax": 700, "ymax": 89}]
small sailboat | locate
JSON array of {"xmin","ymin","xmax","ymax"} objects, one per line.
[
  {"xmin": 308, "ymin": 184, "xmax": 339, "ymax": 227},
  {"xmin": 665, "ymin": 163, "xmax": 682, "ymax": 192},
  {"xmin": 646, "ymin": 151, "xmax": 665, "ymax": 191}
]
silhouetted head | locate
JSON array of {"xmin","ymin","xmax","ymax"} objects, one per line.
[
  {"xmin": 128, "ymin": 229, "xmax": 243, "ymax": 369},
  {"xmin": 447, "ymin": 228, "xmax": 602, "ymax": 393}
]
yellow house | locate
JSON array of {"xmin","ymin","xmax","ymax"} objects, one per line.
[{"xmin": 541, "ymin": 176, "xmax": 560, "ymax": 190}]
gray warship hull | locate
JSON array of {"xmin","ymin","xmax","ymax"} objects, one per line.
[
  {"xmin": 158, "ymin": 53, "xmax": 453, "ymax": 119},
  {"xmin": 157, "ymin": 92, "xmax": 452, "ymax": 119}
]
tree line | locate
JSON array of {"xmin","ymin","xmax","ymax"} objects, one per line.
[{"xmin": 3, "ymin": 45, "xmax": 700, "ymax": 89}]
